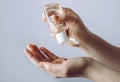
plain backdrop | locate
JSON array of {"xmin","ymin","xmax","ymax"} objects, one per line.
[{"xmin": 0, "ymin": 0, "xmax": 120, "ymax": 82}]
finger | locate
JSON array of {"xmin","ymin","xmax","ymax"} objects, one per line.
[
  {"xmin": 40, "ymin": 47, "xmax": 59, "ymax": 60},
  {"xmin": 24, "ymin": 49, "xmax": 41, "ymax": 65},
  {"xmin": 62, "ymin": 7, "xmax": 79, "ymax": 19},
  {"xmin": 62, "ymin": 7, "xmax": 81, "ymax": 25},
  {"xmin": 52, "ymin": 15, "xmax": 65, "ymax": 25},
  {"xmin": 27, "ymin": 44, "xmax": 50, "ymax": 61}
]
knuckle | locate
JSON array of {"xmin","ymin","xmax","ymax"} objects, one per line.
[{"xmin": 63, "ymin": 7, "xmax": 72, "ymax": 14}]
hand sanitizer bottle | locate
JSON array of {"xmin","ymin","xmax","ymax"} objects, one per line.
[{"xmin": 43, "ymin": 3, "xmax": 68, "ymax": 45}]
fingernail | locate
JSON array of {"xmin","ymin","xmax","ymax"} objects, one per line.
[{"xmin": 27, "ymin": 44, "xmax": 32, "ymax": 49}]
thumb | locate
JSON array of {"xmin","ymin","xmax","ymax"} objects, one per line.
[
  {"xmin": 39, "ymin": 62, "xmax": 59, "ymax": 77},
  {"xmin": 52, "ymin": 15, "xmax": 65, "ymax": 25},
  {"xmin": 38, "ymin": 62, "xmax": 66, "ymax": 77},
  {"xmin": 39, "ymin": 62, "xmax": 51, "ymax": 71},
  {"xmin": 39, "ymin": 62, "xmax": 58, "ymax": 73}
]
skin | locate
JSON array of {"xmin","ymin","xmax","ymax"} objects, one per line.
[{"xmin": 24, "ymin": 7, "xmax": 120, "ymax": 82}]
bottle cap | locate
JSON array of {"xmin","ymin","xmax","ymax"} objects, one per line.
[{"xmin": 55, "ymin": 31, "xmax": 68, "ymax": 44}]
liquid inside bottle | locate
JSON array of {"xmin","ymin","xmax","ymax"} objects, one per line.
[{"xmin": 44, "ymin": 3, "xmax": 68, "ymax": 45}]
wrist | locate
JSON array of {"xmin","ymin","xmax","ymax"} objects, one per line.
[
  {"xmin": 74, "ymin": 21, "xmax": 93, "ymax": 44},
  {"xmin": 80, "ymin": 57, "xmax": 94, "ymax": 79},
  {"xmin": 77, "ymin": 31, "xmax": 93, "ymax": 48}
]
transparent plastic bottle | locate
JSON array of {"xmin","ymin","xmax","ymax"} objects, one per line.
[
  {"xmin": 43, "ymin": 3, "xmax": 68, "ymax": 45},
  {"xmin": 43, "ymin": 2, "xmax": 80, "ymax": 45}
]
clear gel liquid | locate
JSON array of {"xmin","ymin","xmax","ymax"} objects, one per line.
[{"xmin": 44, "ymin": 3, "xmax": 68, "ymax": 34}]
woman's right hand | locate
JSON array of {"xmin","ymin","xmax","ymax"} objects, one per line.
[{"xmin": 43, "ymin": 7, "xmax": 92, "ymax": 47}]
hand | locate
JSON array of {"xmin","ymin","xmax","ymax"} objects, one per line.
[
  {"xmin": 24, "ymin": 44, "xmax": 120, "ymax": 81},
  {"xmin": 24, "ymin": 44, "xmax": 91, "ymax": 78},
  {"xmin": 43, "ymin": 7, "xmax": 91, "ymax": 47}
]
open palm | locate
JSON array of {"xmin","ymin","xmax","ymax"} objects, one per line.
[{"xmin": 24, "ymin": 44, "xmax": 92, "ymax": 78}]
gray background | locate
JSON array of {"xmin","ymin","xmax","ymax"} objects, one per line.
[{"xmin": 0, "ymin": 0, "xmax": 120, "ymax": 82}]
